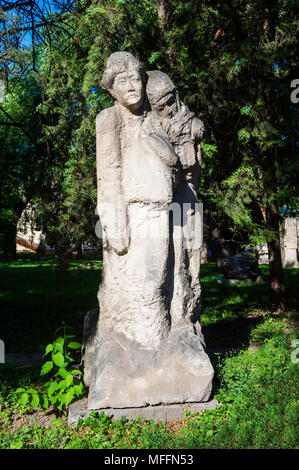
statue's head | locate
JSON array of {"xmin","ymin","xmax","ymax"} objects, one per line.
[
  {"xmin": 146, "ymin": 70, "xmax": 178, "ymax": 118},
  {"xmin": 102, "ymin": 52, "xmax": 147, "ymax": 113}
]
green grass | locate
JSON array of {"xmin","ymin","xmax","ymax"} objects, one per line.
[
  {"xmin": 201, "ymin": 263, "xmax": 299, "ymax": 348},
  {"xmin": 0, "ymin": 333, "xmax": 298, "ymax": 449},
  {"xmin": 1, "ymin": 257, "xmax": 298, "ymax": 353},
  {"xmin": 201, "ymin": 263, "xmax": 299, "ymax": 322},
  {"xmin": 0, "ymin": 258, "xmax": 102, "ymax": 352},
  {"xmin": 0, "ymin": 256, "xmax": 298, "ymax": 449}
]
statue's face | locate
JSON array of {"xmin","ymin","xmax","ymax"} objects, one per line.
[
  {"xmin": 153, "ymin": 89, "xmax": 178, "ymax": 118},
  {"xmin": 112, "ymin": 69, "xmax": 144, "ymax": 112}
]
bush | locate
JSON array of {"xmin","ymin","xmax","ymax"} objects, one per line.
[
  {"xmin": 181, "ymin": 334, "xmax": 299, "ymax": 449},
  {"xmin": 0, "ymin": 332, "xmax": 297, "ymax": 449},
  {"xmin": 250, "ymin": 316, "xmax": 291, "ymax": 345},
  {"xmin": 16, "ymin": 326, "xmax": 84, "ymax": 414}
]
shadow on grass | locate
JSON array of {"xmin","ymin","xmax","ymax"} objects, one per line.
[
  {"xmin": 200, "ymin": 263, "xmax": 299, "ymax": 362},
  {"xmin": 0, "ymin": 259, "xmax": 298, "ymax": 355},
  {"xmin": 0, "ymin": 261, "xmax": 102, "ymax": 352}
]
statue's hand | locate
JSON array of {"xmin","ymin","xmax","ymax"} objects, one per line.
[
  {"xmin": 108, "ymin": 234, "xmax": 130, "ymax": 256},
  {"xmin": 99, "ymin": 195, "xmax": 129, "ymax": 255},
  {"xmin": 139, "ymin": 127, "xmax": 178, "ymax": 167},
  {"xmin": 191, "ymin": 117, "xmax": 204, "ymax": 141}
]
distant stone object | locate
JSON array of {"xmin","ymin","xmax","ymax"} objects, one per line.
[
  {"xmin": 16, "ymin": 205, "xmax": 54, "ymax": 253},
  {"xmin": 256, "ymin": 218, "xmax": 299, "ymax": 267},
  {"xmin": 200, "ymin": 241, "xmax": 209, "ymax": 264},
  {"xmin": 82, "ymin": 52, "xmax": 214, "ymax": 411},
  {"xmin": 256, "ymin": 242, "xmax": 269, "ymax": 264},
  {"xmin": 282, "ymin": 218, "xmax": 298, "ymax": 268},
  {"xmin": 219, "ymin": 251, "xmax": 263, "ymax": 282}
]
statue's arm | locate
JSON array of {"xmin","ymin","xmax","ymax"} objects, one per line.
[
  {"xmin": 191, "ymin": 116, "xmax": 204, "ymax": 172},
  {"xmin": 146, "ymin": 130, "xmax": 178, "ymax": 166},
  {"xmin": 139, "ymin": 117, "xmax": 178, "ymax": 167},
  {"xmin": 191, "ymin": 117, "xmax": 204, "ymax": 142},
  {"xmin": 96, "ymin": 109, "xmax": 129, "ymax": 255}
]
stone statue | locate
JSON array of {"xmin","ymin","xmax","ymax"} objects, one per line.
[
  {"xmin": 146, "ymin": 70, "xmax": 205, "ymax": 337},
  {"xmin": 84, "ymin": 52, "xmax": 214, "ymax": 409}
]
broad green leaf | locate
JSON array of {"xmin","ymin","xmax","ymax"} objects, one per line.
[
  {"xmin": 47, "ymin": 381, "xmax": 57, "ymax": 398},
  {"xmin": 51, "ymin": 418, "xmax": 62, "ymax": 426},
  {"xmin": 65, "ymin": 373, "xmax": 74, "ymax": 387},
  {"xmin": 71, "ymin": 369, "xmax": 83, "ymax": 375},
  {"xmin": 67, "ymin": 342, "xmax": 81, "ymax": 350},
  {"xmin": 64, "ymin": 389, "xmax": 74, "ymax": 406},
  {"xmin": 19, "ymin": 393, "xmax": 29, "ymax": 406},
  {"xmin": 54, "ymin": 343, "xmax": 64, "ymax": 354},
  {"xmin": 58, "ymin": 368, "xmax": 68, "ymax": 379},
  {"xmin": 50, "ymin": 396, "xmax": 58, "ymax": 405},
  {"xmin": 42, "ymin": 397, "xmax": 49, "ymax": 409},
  {"xmin": 74, "ymin": 383, "xmax": 84, "ymax": 396},
  {"xmin": 31, "ymin": 394, "xmax": 39, "ymax": 409},
  {"xmin": 44, "ymin": 344, "xmax": 54, "ymax": 355},
  {"xmin": 41, "ymin": 361, "xmax": 53, "ymax": 376},
  {"xmin": 54, "ymin": 337, "xmax": 65, "ymax": 346},
  {"xmin": 52, "ymin": 352, "xmax": 65, "ymax": 368},
  {"xmin": 26, "ymin": 388, "xmax": 39, "ymax": 394},
  {"xmin": 57, "ymin": 380, "xmax": 67, "ymax": 392}
]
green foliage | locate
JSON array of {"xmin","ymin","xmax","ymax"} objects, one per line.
[
  {"xmin": 250, "ymin": 316, "xmax": 293, "ymax": 345},
  {"xmin": 1, "ymin": 329, "xmax": 298, "ymax": 449},
  {"xmin": 0, "ymin": 74, "xmax": 46, "ymax": 258},
  {"xmin": 1, "ymin": 259, "xmax": 298, "ymax": 353},
  {"xmin": 0, "ymin": 258, "xmax": 102, "ymax": 352},
  {"xmin": 201, "ymin": 142, "xmax": 218, "ymax": 160},
  {"xmin": 0, "ymin": 263, "xmax": 298, "ymax": 448},
  {"xmin": 213, "ymin": 337, "xmax": 298, "ymax": 448},
  {"xmin": 1, "ymin": 0, "xmax": 299, "ymax": 447},
  {"xmin": 16, "ymin": 326, "xmax": 84, "ymax": 414},
  {"xmin": 180, "ymin": 334, "xmax": 298, "ymax": 449}
]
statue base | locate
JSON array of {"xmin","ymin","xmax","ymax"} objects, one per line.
[
  {"xmin": 68, "ymin": 397, "xmax": 219, "ymax": 425},
  {"xmin": 85, "ymin": 325, "xmax": 214, "ymax": 409}
]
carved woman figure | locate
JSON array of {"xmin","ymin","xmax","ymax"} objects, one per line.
[
  {"xmin": 85, "ymin": 52, "xmax": 213, "ymax": 410},
  {"xmin": 146, "ymin": 70, "xmax": 204, "ymax": 334},
  {"xmin": 94, "ymin": 52, "xmax": 178, "ymax": 349}
]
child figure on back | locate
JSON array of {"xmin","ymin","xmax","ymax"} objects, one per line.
[
  {"xmin": 146, "ymin": 70, "xmax": 204, "ymax": 335},
  {"xmin": 146, "ymin": 70, "xmax": 204, "ymax": 186}
]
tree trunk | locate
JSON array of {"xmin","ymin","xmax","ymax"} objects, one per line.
[
  {"xmin": 1, "ymin": 222, "xmax": 17, "ymax": 260},
  {"xmin": 156, "ymin": 0, "xmax": 171, "ymax": 33},
  {"xmin": 265, "ymin": 203, "xmax": 287, "ymax": 313},
  {"xmin": 0, "ymin": 199, "xmax": 28, "ymax": 260},
  {"xmin": 200, "ymin": 241, "xmax": 208, "ymax": 264},
  {"xmin": 207, "ymin": 213, "xmax": 240, "ymax": 268},
  {"xmin": 76, "ymin": 242, "xmax": 82, "ymax": 259},
  {"xmin": 156, "ymin": 0, "xmax": 175, "ymax": 67}
]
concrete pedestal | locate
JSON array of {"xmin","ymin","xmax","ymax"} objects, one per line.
[{"xmin": 68, "ymin": 398, "xmax": 219, "ymax": 425}]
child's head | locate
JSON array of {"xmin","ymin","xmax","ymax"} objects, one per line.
[{"xmin": 146, "ymin": 70, "xmax": 179, "ymax": 118}]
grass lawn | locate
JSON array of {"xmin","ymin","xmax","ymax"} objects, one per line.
[
  {"xmin": 0, "ymin": 256, "xmax": 298, "ymax": 449},
  {"xmin": 0, "ymin": 256, "xmax": 298, "ymax": 353},
  {"xmin": 0, "ymin": 258, "xmax": 102, "ymax": 352}
]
